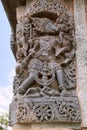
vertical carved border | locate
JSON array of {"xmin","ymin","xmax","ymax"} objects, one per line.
[
  {"xmin": 74, "ymin": 0, "xmax": 87, "ymax": 128},
  {"xmin": 85, "ymin": 0, "xmax": 87, "ymax": 33}
]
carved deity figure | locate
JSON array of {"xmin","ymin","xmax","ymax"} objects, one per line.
[
  {"xmin": 10, "ymin": 0, "xmax": 81, "ymax": 125},
  {"xmin": 13, "ymin": 10, "xmax": 76, "ymax": 97}
]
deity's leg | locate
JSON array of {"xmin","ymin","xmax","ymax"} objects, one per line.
[
  {"xmin": 18, "ymin": 73, "xmax": 35, "ymax": 94},
  {"xmin": 56, "ymin": 67, "xmax": 64, "ymax": 91}
]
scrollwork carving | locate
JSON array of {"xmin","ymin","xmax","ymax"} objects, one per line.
[
  {"xmin": 34, "ymin": 104, "xmax": 54, "ymax": 121},
  {"xmin": 16, "ymin": 102, "xmax": 29, "ymax": 122},
  {"xmin": 10, "ymin": 97, "xmax": 81, "ymax": 124}
]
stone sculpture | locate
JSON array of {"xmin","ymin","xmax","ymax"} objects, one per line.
[{"xmin": 9, "ymin": 0, "xmax": 81, "ymax": 127}]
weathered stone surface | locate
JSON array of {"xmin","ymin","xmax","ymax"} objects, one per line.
[
  {"xmin": 9, "ymin": 0, "xmax": 81, "ymax": 129},
  {"xmin": 64, "ymin": 0, "xmax": 74, "ymax": 14},
  {"xmin": 13, "ymin": 127, "xmax": 73, "ymax": 130},
  {"xmin": 85, "ymin": 0, "xmax": 87, "ymax": 33},
  {"xmin": 16, "ymin": 6, "xmax": 26, "ymax": 24},
  {"xmin": 12, "ymin": 124, "xmax": 74, "ymax": 130},
  {"xmin": 10, "ymin": 96, "xmax": 81, "ymax": 125},
  {"xmin": 2, "ymin": 0, "xmax": 87, "ymax": 130},
  {"xmin": 74, "ymin": 0, "xmax": 87, "ymax": 128}
]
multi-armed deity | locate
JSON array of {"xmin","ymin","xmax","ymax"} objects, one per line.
[{"xmin": 10, "ymin": 0, "xmax": 81, "ymax": 127}]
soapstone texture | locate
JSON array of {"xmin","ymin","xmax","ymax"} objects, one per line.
[
  {"xmin": 74, "ymin": 0, "xmax": 87, "ymax": 128},
  {"xmin": 9, "ymin": 1, "xmax": 81, "ymax": 129}
]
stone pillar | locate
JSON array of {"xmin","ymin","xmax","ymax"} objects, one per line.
[
  {"xmin": 74, "ymin": 0, "xmax": 87, "ymax": 129},
  {"xmin": 10, "ymin": 0, "xmax": 81, "ymax": 130},
  {"xmin": 2, "ymin": 0, "xmax": 87, "ymax": 130}
]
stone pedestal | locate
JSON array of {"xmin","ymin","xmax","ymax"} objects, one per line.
[
  {"xmin": 12, "ymin": 124, "xmax": 74, "ymax": 130},
  {"xmin": 10, "ymin": 96, "xmax": 81, "ymax": 130},
  {"xmin": 74, "ymin": 0, "xmax": 87, "ymax": 128}
]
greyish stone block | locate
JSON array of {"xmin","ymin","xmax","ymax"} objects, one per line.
[
  {"xmin": 74, "ymin": 0, "xmax": 87, "ymax": 128},
  {"xmin": 2, "ymin": 0, "xmax": 82, "ymax": 129}
]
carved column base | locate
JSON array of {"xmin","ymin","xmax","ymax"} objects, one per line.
[
  {"xmin": 9, "ymin": 96, "xmax": 81, "ymax": 130},
  {"xmin": 12, "ymin": 124, "xmax": 74, "ymax": 130},
  {"xmin": 13, "ymin": 125, "xmax": 87, "ymax": 130}
]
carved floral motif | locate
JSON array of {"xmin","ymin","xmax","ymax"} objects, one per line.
[
  {"xmin": 16, "ymin": 103, "xmax": 28, "ymax": 122},
  {"xmin": 11, "ymin": 97, "xmax": 81, "ymax": 123}
]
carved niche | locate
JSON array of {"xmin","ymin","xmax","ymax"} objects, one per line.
[{"xmin": 10, "ymin": 0, "xmax": 81, "ymax": 128}]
